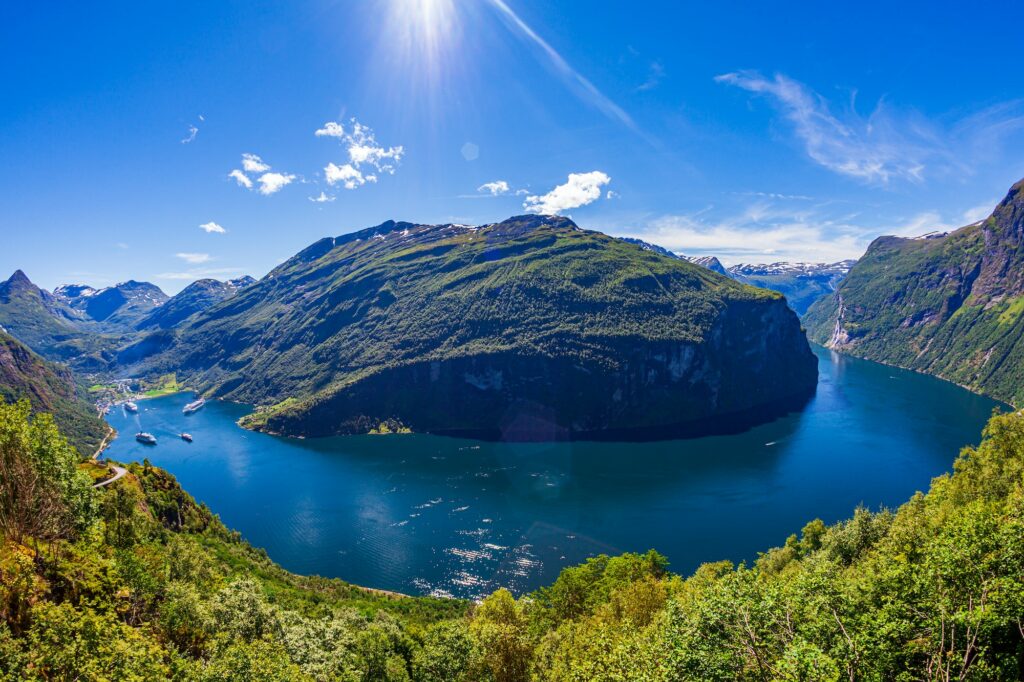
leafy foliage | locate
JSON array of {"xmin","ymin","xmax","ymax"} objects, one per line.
[{"xmin": 0, "ymin": 400, "xmax": 96, "ymax": 544}]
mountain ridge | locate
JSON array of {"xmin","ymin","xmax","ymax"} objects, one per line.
[{"xmin": 804, "ymin": 177, "xmax": 1024, "ymax": 406}]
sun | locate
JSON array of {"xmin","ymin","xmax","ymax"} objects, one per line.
[{"xmin": 387, "ymin": 0, "xmax": 460, "ymax": 78}]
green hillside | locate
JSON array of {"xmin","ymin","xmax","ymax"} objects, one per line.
[
  {"xmin": 805, "ymin": 178, "xmax": 1024, "ymax": 407},
  {"xmin": 0, "ymin": 331, "xmax": 107, "ymax": 455},
  {"xmin": 124, "ymin": 215, "xmax": 817, "ymax": 439},
  {"xmin": 3, "ymin": 388, "xmax": 1023, "ymax": 678}
]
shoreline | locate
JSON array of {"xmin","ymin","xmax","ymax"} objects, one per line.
[{"xmin": 813, "ymin": 342, "xmax": 1019, "ymax": 410}]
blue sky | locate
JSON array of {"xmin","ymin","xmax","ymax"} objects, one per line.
[{"xmin": 3, "ymin": 0, "xmax": 1024, "ymax": 293}]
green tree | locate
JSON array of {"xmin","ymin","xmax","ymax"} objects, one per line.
[
  {"xmin": 26, "ymin": 601, "xmax": 170, "ymax": 680},
  {"xmin": 0, "ymin": 400, "xmax": 96, "ymax": 543},
  {"xmin": 412, "ymin": 620, "xmax": 477, "ymax": 682},
  {"xmin": 201, "ymin": 639, "xmax": 308, "ymax": 682},
  {"xmin": 470, "ymin": 589, "xmax": 532, "ymax": 682},
  {"xmin": 210, "ymin": 578, "xmax": 281, "ymax": 642}
]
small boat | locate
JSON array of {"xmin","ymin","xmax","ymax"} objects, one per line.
[
  {"xmin": 182, "ymin": 397, "xmax": 206, "ymax": 415},
  {"xmin": 124, "ymin": 401, "xmax": 139, "ymax": 413},
  {"xmin": 180, "ymin": 433, "xmax": 193, "ymax": 442},
  {"xmin": 135, "ymin": 432, "xmax": 157, "ymax": 445}
]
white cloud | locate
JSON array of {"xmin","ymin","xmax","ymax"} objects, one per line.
[
  {"xmin": 608, "ymin": 197, "xmax": 989, "ymax": 265},
  {"xmin": 257, "ymin": 172, "xmax": 296, "ymax": 195},
  {"xmin": 316, "ymin": 118, "xmax": 404, "ymax": 192},
  {"xmin": 228, "ymin": 169, "xmax": 253, "ymax": 189},
  {"xmin": 309, "ymin": 191, "xmax": 336, "ymax": 203},
  {"xmin": 478, "ymin": 180, "xmax": 510, "ymax": 195},
  {"xmin": 241, "ymin": 153, "xmax": 270, "ymax": 173},
  {"xmin": 229, "ymin": 155, "xmax": 295, "ymax": 196},
  {"xmin": 963, "ymin": 201, "xmax": 996, "ymax": 223},
  {"xmin": 617, "ymin": 209, "xmax": 865, "ymax": 265},
  {"xmin": 523, "ymin": 171, "xmax": 611, "ymax": 215},
  {"xmin": 717, "ymin": 71, "xmax": 1024, "ymax": 186},
  {"xmin": 176, "ymin": 252, "xmax": 211, "ymax": 264},
  {"xmin": 636, "ymin": 61, "xmax": 664, "ymax": 92},
  {"xmin": 181, "ymin": 125, "xmax": 198, "ymax": 144},
  {"xmin": 324, "ymin": 162, "xmax": 374, "ymax": 190},
  {"xmin": 156, "ymin": 267, "xmax": 245, "ymax": 281},
  {"xmin": 606, "ymin": 190, "xmax": 620, "ymax": 199},
  {"xmin": 344, "ymin": 120, "xmax": 404, "ymax": 172},
  {"xmin": 315, "ymin": 121, "xmax": 345, "ymax": 138},
  {"xmin": 199, "ymin": 221, "xmax": 226, "ymax": 234},
  {"xmin": 716, "ymin": 71, "xmax": 935, "ymax": 184}
]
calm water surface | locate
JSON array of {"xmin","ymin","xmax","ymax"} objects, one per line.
[{"xmin": 103, "ymin": 346, "xmax": 1006, "ymax": 599}]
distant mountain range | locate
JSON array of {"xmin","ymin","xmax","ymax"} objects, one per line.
[
  {"xmin": 119, "ymin": 215, "xmax": 817, "ymax": 439},
  {"xmin": 0, "ymin": 271, "xmax": 258, "ymax": 365},
  {"xmin": 618, "ymin": 238, "xmax": 854, "ymax": 315},
  {"xmin": 136, "ymin": 276, "xmax": 255, "ymax": 330},
  {"xmin": 54, "ymin": 279, "xmax": 169, "ymax": 329},
  {"xmin": 727, "ymin": 261, "xmax": 855, "ymax": 315},
  {"xmin": 805, "ymin": 178, "xmax": 1024, "ymax": 407}
]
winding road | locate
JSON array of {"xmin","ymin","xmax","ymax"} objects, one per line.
[{"xmin": 92, "ymin": 465, "xmax": 127, "ymax": 488}]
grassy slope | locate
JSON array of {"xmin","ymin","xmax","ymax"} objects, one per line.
[{"xmin": 0, "ymin": 331, "xmax": 108, "ymax": 454}]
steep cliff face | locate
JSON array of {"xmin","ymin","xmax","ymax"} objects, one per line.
[
  {"xmin": 129, "ymin": 215, "xmax": 817, "ymax": 439},
  {"xmin": 805, "ymin": 178, "xmax": 1024, "ymax": 406},
  {"xmin": 244, "ymin": 296, "xmax": 815, "ymax": 439}
]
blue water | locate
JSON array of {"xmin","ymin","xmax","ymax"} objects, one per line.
[{"xmin": 102, "ymin": 346, "xmax": 1006, "ymax": 599}]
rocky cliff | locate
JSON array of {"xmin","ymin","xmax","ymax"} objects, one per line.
[{"xmin": 804, "ymin": 178, "xmax": 1024, "ymax": 406}]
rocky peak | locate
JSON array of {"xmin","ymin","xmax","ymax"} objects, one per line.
[
  {"xmin": 1, "ymin": 270, "xmax": 36, "ymax": 293},
  {"xmin": 53, "ymin": 284, "xmax": 98, "ymax": 301},
  {"xmin": 688, "ymin": 256, "xmax": 729, "ymax": 276}
]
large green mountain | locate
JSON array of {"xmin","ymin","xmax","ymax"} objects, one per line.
[
  {"xmin": 125, "ymin": 215, "xmax": 818, "ymax": 439},
  {"xmin": 0, "ymin": 329, "xmax": 107, "ymax": 454},
  {"xmin": 804, "ymin": 178, "xmax": 1024, "ymax": 406}
]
